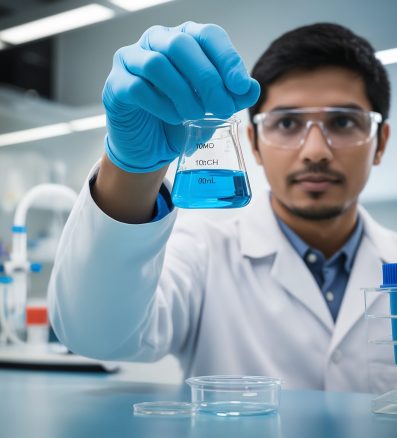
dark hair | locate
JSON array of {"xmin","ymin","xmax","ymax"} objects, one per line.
[{"xmin": 249, "ymin": 23, "xmax": 390, "ymax": 143}]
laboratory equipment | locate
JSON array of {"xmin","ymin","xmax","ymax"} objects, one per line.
[
  {"xmin": 3, "ymin": 184, "xmax": 77, "ymax": 342},
  {"xmin": 363, "ymin": 263, "xmax": 397, "ymax": 415},
  {"xmin": 171, "ymin": 116, "xmax": 252, "ymax": 209},
  {"xmin": 0, "ymin": 273, "xmax": 39, "ymax": 345},
  {"xmin": 0, "ymin": 276, "xmax": 14, "ymax": 345},
  {"xmin": 186, "ymin": 375, "xmax": 281, "ymax": 416},
  {"xmin": 0, "ymin": 184, "xmax": 118, "ymax": 371},
  {"xmin": 26, "ymin": 304, "xmax": 49, "ymax": 345},
  {"xmin": 133, "ymin": 401, "xmax": 195, "ymax": 416},
  {"xmin": 133, "ymin": 375, "xmax": 281, "ymax": 417}
]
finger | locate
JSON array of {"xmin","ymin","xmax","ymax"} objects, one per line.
[
  {"xmin": 141, "ymin": 26, "xmax": 236, "ymax": 117},
  {"xmin": 105, "ymin": 62, "xmax": 182, "ymax": 125},
  {"xmin": 232, "ymin": 79, "xmax": 261, "ymax": 113},
  {"xmin": 178, "ymin": 22, "xmax": 252, "ymax": 96},
  {"xmin": 117, "ymin": 44, "xmax": 205, "ymax": 121}
]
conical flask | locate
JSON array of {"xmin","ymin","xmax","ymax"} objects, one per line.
[{"xmin": 171, "ymin": 116, "xmax": 251, "ymax": 209}]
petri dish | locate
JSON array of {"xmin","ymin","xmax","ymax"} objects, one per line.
[
  {"xmin": 133, "ymin": 401, "xmax": 195, "ymax": 416},
  {"xmin": 186, "ymin": 375, "xmax": 281, "ymax": 416}
]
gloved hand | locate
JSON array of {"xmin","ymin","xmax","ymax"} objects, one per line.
[{"xmin": 102, "ymin": 21, "xmax": 261, "ymax": 173}]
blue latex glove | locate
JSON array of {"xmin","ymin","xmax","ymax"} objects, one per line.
[{"xmin": 102, "ymin": 21, "xmax": 260, "ymax": 173}]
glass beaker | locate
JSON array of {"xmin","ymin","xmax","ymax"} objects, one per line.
[
  {"xmin": 0, "ymin": 276, "xmax": 23, "ymax": 344},
  {"xmin": 363, "ymin": 287, "xmax": 397, "ymax": 415},
  {"xmin": 171, "ymin": 116, "xmax": 252, "ymax": 209},
  {"xmin": 0, "ymin": 276, "xmax": 13, "ymax": 345}
]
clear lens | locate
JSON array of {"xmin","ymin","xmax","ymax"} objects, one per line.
[{"xmin": 254, "ymin": 107, "xmax": 382, "ymax": 149}]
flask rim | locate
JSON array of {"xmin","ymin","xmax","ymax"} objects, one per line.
[{"xmin": 183, "ymin": 115, "xmax": 240, "ymax": 128}]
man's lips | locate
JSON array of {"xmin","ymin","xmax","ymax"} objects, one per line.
[
  {"xmin": 291, "ymin": 174, "xmax": 343, "ymax": 191},
  {"xmin": 293, "ymin": 174, "xmax": 341, "ymax": 183}
]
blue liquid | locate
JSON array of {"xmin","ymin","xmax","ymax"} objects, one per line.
[{"xmin": 171, "ymin": 169, "xmax": 251, "ymax": 209}]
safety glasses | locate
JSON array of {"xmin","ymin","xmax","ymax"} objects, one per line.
[{"xmin": 253, "ymin": 107, "xmax": 383, "ymax": 149}]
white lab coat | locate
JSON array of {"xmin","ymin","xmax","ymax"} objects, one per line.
[{"xmin": 48, "ymin": 166, "xmax": 397, "ymax": 393}]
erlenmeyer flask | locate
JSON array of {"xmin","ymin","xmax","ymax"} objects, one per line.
[{"xmin": 171, "ymin": 116, "xmax": 251, "ymax": 209}]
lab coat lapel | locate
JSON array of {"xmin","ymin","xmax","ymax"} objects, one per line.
[
  {"xmin": 328, "ymin": 206, "xmax": 394, "ymax": 355},
  {"xmin": 239, "ymin": 192, "xmax": 334, "ymax": 333},
  {"xmin": 270, "ymin": 237, "xmax": 334, "ymax": 333},
  {"xmin": 239, "ymin": 194, "xmax": 396, "ymax": 342},
  {"xmin": 328, "ymin": 236, "xmax": 382, "ymax": 355}
]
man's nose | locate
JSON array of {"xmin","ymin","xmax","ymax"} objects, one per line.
[{"xmin": 298, "ymin": 123, "xmax": 334, "ymax": 163}]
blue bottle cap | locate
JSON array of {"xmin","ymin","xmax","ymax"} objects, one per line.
[
  {"xmin": 381, "ymin": 263, "xmax": 397, "ymax": 288},
  {"xmin": 11, "ymin": 225, "xmax": 27, "ymax": 233},
  {"xmin": 30, "ymin": 263, "xmax": 42, "ymax": 273},
  {"xmin": 0, "ymin": 276, "xmax": 13, "ymax": 284}
]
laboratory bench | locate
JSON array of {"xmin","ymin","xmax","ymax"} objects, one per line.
[{"xmin": 0, "ymin": 368, "xmax": 396, "ymax": 438}]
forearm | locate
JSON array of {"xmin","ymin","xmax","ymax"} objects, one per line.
[
  {"xmin": 48, "ymin": 170, "xmax": 178, "ymax": 360},
  {"xmin": 92, "ymin": 154, "xmax": 169, "ymax": 224}
]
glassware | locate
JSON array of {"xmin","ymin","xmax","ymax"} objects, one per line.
[
  {"xmin": 133, "ymin": 375, "xmax": 282, "ymax": 418},
  {"xmin": 186, "ymin": 375, "xmax": 281, "ymax": 416},
  {"xmin": 26, "ymin": 303, "xmax": 49, "ymax": 345},
  {"xmin": 363, "ymin": 287, "xmax": 397, "ymax": 415},
  {"xmin": 0, "ymin": 275, "xmax": 25, "ymax": 344},
  {"xmin": 133, "ymin": 401, "xmax": 195, "ymax": 416},
  {"xmin": 0, "ymin": 276, "xmax": 13, "ymax": 345},
  {"xmin": 171, "ymin": 116, "xmax": 251, "ymax": 209}
]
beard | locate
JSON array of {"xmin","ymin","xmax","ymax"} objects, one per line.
[
  {"xmin": 282, "ymin": 163, "xmax": 348, "ymax": 220},
  {"xmin": 285, "ymin": 204, "xmax": 345, "ymax": 221},
  {"xmin": 273, "ymin": 190, "xmax": 347, "ymax": 221}
]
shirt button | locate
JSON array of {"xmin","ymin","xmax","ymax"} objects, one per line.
[
  {"xmin": 325, "ymin": 291, "xmax": 334, "ymax": 302},
  {"xmin": 306, "ymin": 253, "xmax": 317, "ymax": 264},
  {"xmin": 332, "ymin": 350, "xmax": 342, "ymax": 364}
]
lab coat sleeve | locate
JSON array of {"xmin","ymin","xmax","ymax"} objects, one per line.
[{"xmin": 48, "ymin": 166, "xmax": 208, "ymax": 362}]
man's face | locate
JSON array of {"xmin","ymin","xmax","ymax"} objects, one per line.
[{"xmin": 248, "ymin": 67, "xmax": 389, "ymax": 221}]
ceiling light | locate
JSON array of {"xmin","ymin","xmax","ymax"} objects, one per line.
[
  {"xmin": 376, "ymin": 48, "xmax": 397, "ymax": 65},
  {"xmin": 0, "ymin": 4, "xmax": 115, "ymax": 45},
  {"xmin": 0, "ymin": 114, "xmax": 107, "ymax": 147},
  {"xmin": 109, "ymin": 0, "xmax": 174, "ymax": 12},
  {"xmin": 0, "ymin": 123, "xmax": 72, "ymax": 147},
  {"xmin": 69, "ymin": 114, "xmax": 106, "ymax": 131}
]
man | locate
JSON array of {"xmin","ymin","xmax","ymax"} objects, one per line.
[{"xmin": 48, "ymin": 22, "xmax": 395, "ymax": 392}]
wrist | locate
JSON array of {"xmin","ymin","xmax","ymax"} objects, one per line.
[
  {"xmin": 105, "ymin": 135, "xmax": 173, "ymax": 174},
  {"xmin": 92, "ymin": 154, "xmax": 169, "ymax": 224}
]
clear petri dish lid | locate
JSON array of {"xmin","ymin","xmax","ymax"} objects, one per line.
[
  {"xmin": 133, "ymin": 401, "xmax": 195, "ymax": 416},
  {"xmin": 185, "ymin": 375, "xmax": 282, "ymax": 390}
]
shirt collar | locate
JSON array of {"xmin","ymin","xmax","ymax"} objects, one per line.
[
  {"xmin": 238, "ymin": 190, "xmax": 395, "ymax": 265},
  {"xmin": 276, "ymin": 213, "xmax": 364, "ymax": 273}
]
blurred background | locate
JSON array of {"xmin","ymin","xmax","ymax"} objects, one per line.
[{"xmin": 0, "ymin": 0, "xmax": 396, "ymax": 382}]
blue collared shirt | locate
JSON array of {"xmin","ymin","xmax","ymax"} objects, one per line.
[
  {"xmin": 151, "ymin": 185, "xmax": 173, "ymax": 221},
  {"xmin": 276, "ymin": 214, "xmax": 364, "ymax": 322}
]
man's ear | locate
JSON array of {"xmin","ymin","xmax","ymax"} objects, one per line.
[
  {"xmin": 247, "ymin": 124, "xmax": 262, "ymax": 165},
  {"xmin": 374, "ymin": 122, "xmax": 390, "ymax": 165}
]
